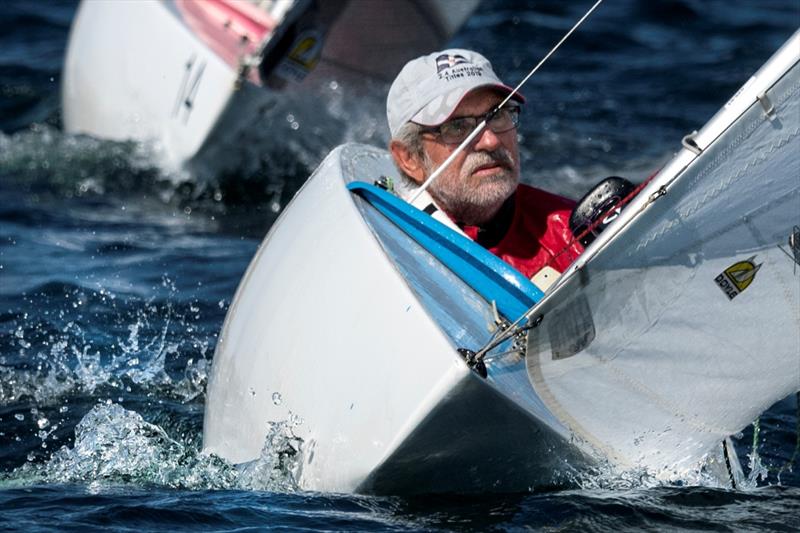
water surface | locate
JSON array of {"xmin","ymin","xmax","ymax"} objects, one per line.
[{"xmin": 1, "ymin": 0, "xmax": 798, "ymax": 530}]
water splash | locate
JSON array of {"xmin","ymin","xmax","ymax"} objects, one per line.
[
  {"xmin": 0, "ymin": 124, "xmax": 182, "ymax": 198},
  {"xmin": 236, "ymin": 414, "xmax": 305, "ymax": 492},
  {"xmin": 0, "ymin": 124, "xmax": 296, "ymax": 213},
  {"xmin": 565, "ymin": 438, "xmax": 748, "ymax": 492},
  {"xmin": 0, "ymin": 281, "xmax": 213, "ymax": 407},
  {"xmin": 3, "ymin": 402, "xmax": 304, "ymax": 492},
  {"xmin": 745, "ymin": 449, "xmax": 770, "ymax": 487},
  {"xmin": 7, "ymin": 403, "xmax": 232, "ymax": 489}
]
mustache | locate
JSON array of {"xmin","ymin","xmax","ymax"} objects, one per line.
[{"xmin": 462, "ymin": 149, "xmax": 514, "ymax": 176}]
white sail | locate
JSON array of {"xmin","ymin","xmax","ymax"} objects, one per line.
[{"xmin": 525, "ymin": 30, "xmax": 800, "ymax": 477}]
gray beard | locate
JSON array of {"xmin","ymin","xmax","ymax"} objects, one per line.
[{"xmin": 424, "ymin": 148, "xmax": 518, "ymax": 226}]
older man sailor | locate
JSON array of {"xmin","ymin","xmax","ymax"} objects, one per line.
[{"xmin": 387, "ymin": 49, "xmax": 583, "ymax": 281}]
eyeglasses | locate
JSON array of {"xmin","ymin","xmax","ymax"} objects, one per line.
[{"xmin": 420, "ymin": 105, "xmax": 521, "ymax": 145}]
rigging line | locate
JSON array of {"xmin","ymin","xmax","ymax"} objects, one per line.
[
  {"xmin": 777, "ymin": 391, "xmax": 800, "ymax": 477},
  {"xmin": 752, "ymin": 391, "xmax": 800, "ymax": 479},
  {"xmin": 469, "ymin": 168, "xmax": 665, "ymax": 364},
  {"xmin": 468, "ymin": 311, "xmax": 540, "ymax": 366},
  {"xmin": 408, "ymin": 0, "xmax": 605, "ymax": 204}
]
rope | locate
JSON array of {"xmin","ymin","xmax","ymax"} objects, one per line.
[
  {"xmin": 778, "ymin": 391, "xmax": 800, "ymax": 476},
  {"xmin": 466, "ymin": 171, "xmax": 658, "ymax": 366},
  {"xmin": 409, "ymin": 0, "xmax": 604, "ymax": 204}
]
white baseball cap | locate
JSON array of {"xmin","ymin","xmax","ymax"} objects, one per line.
[{"xmin": 386, "ymin": 49, "xmax": 524, "ymax": 137}]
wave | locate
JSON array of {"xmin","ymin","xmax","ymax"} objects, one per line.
[
  {"xmin": 0, "ymin": 124, "xmax": 321, "ymax": 236},
  {"xmin": 2, "ymin": 402, "xmax": 303, "ymax": 492},
  {"xmin": 0, "ymin": 278, "xmax": 219, "ymax": 407}
]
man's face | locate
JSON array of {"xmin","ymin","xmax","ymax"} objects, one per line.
[{"xmin": 420, "ymin": 88, "xmax": 520, "ymax": 225}]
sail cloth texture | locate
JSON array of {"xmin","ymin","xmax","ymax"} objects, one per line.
[{"xmin": 526, "ymin": 43, "xmax": 800, "ymax": 477}]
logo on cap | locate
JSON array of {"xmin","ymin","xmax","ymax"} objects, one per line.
[{"xmin": 436, "ymin": 54, "xmax": 469, "ymax": 73}]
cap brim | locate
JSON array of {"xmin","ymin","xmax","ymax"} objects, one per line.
[{"xmin": 410, "ymin": 83, "xmax": 525, "ymax": 127}]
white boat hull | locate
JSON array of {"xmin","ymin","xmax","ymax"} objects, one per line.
[
  {"xmin": 62, "ymin": 0, "xmax": 478, "ymax": 180},
  {"xmin": 203, "ymin": 144, "xmax": 591, "ymax": 493},
  {"xmin": 62, "ymin": 0, "xmax": 240, "ymax": 172}
]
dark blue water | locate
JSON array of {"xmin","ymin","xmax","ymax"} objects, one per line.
[{"xmin": 1, "ymin": 0, "xmax": 799, "ymax": 530}]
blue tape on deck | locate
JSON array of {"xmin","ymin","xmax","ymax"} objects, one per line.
[{"xmin": 348, "ymin": 182, "xmax": 544, "ymax": 321}]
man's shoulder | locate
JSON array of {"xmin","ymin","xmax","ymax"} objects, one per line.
[{"xmin": 516, "ymin": 183, "xmax": 576, "ymax": 210}]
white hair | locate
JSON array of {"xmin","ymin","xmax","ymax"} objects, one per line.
[{"xmin": 391, "ymin": 121, "xmax": 426, "ymax": 189}]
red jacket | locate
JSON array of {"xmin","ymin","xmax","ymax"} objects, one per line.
[{"xmin": 459, "ymin": 184, "xmax": 583, "ymax": 278}]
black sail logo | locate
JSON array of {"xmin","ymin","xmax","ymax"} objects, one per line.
[{"xmin": 715, "ymin": 255, "xmax": 762, "ymax": 300}]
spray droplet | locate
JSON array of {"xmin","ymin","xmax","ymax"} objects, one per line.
[
  {"xmin": 14, "ymin": 414, "xmax": 24, "ymax": 421},
  {"xmin": 37, "ymin": 417, "xmax": 50, "ymax": 429},
  {"xmin": 272, "ymin": 392, "xmax": 282, "ymax": 406}
]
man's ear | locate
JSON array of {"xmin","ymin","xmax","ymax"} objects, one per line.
[{"xmin": 389, "ymin": 140, "xmax": 425, "ymax": 185}]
